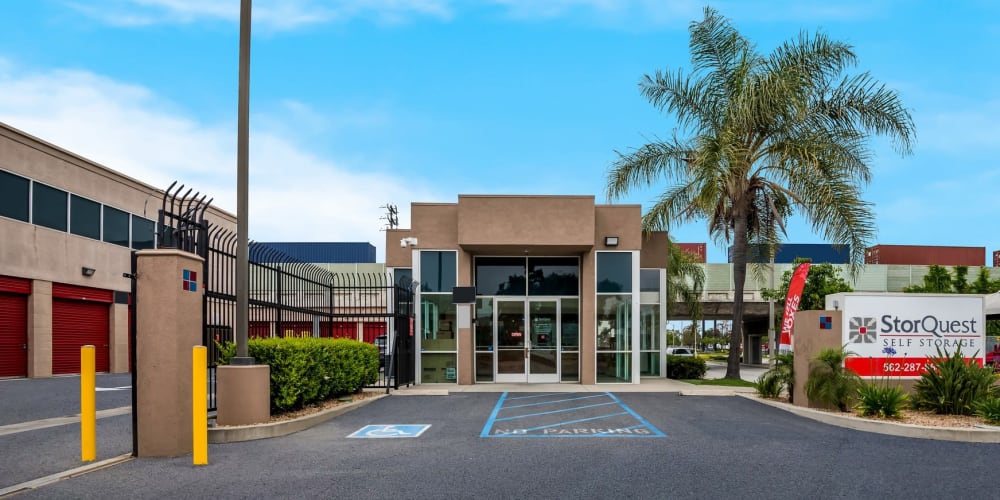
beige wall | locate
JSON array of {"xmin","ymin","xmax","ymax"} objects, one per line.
[
  {"xmin": 640, "ymin": 231, "xmax": 670, "ymax": 269},
  {"xmin": 2, "ymin": 121, "xmax": 237, "ymax": 377},
  {"xmin": 594, "ymin": 204, "xmax": 642, "ymax": 251},
  {"xmin": 793, "ymin": 310, "xmax": 844, "ymax": 408},
  {"xmin": 457, "ymin": 195, "xmax": 597, "ymax": 250}
]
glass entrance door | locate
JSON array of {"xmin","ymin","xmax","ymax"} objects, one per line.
[{"xmin": 495, "ymin": 299, "xmax": 560, "ymax": 383}]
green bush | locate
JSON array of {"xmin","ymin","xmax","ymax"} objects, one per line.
[
  {"xmin": 218, "ymin": 337, "xmax": 378, "ymax": 413},
  {"xmin": 755, "ymin": 372, "xmax": 783, "ymax": 398},
  {"xmin": 912, "ymin": 347, "xmax": 997, "ymax": 415},
  {"xmin": 974, "ymin": 397, "xmax": 1000, "ymax": 424},
  {"xmin": 666, "ymin": 356, "xmax": 707, "ymax": 379},
  {"xmin": 755, "ymin": 352, "xmax": 794, "ymax": 401},
  {"xmin": 805, "ymin": 345, "xmax": 862, "ymax": 412},
  {"xmin": 855, "ymin": 382, "xmax": 908, "ymax": 419}
]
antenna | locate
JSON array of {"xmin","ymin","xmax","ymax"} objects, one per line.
[{"xmin": 379, "ymin": 203, "xmax": 398, "ymax": 231}]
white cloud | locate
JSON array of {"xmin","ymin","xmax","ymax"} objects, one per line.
[
  {"xmin": 66, "ymin": 0, "xmax": 454, "ymax": 31},
  {"xmin": 0, "ymin": 61, "xmax": 437, "ymax": 260}
]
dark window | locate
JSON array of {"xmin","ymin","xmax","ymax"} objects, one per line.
[
  {"xmin": 103, "ymin": 206, "xmax": 129, "ymax": 247},
  {"xmin": 32, "ymin": 182, "xmax": 68, "ymax": 231},
  {"xmin": 394, "ymin": 268, "xmax": 413, "ymax": 287},
  {"xmin": 475, "ymin": 257, "xmax": 525, "ymax": 296},
  {"xmin": 528, "ymin": 257, "xmax": 579, "ymax": 296},
  {"xmin": 597, "ymin": 252, "xmax": 632, "ymax": 293},
  {"xmin": 0, "ymin": 170, "xmax": 29, "ymax": 222},
  {"xmin": 132, "ymin": 216, "xmax": 155, "ymax": 250},
  {"xmin": 420, "ymin": 251, "xmax": 456, "ymax": 293},
  {"xmin": 640, "ymin": 269, "xmax": 660, "ymax": 292},
  {"xmin": 70, "ymin": 195, "xmax": 101, "ymax": 240}
]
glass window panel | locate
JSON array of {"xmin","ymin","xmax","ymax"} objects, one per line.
[
  {"xmin": 475, "ymin": 353, "xmax": 494, "ymax": 382},
  {"xmin": 528, "ymin": 257, "xmax": 578, "ymax": 296},
  {"xmin": 32, "ymin": 182, "xmax": 67, "ymax": 231},
  {"xmin": 69, "ymin": 195, "xmax": 101, "ymax": 239},
  {"xmin": 640, "ymin": 269, "xmax": 659, "ymax": 292},
  {"xmin": 475, "ymin": 298, "xmax": 494, "ymax": 351},
  {"xmin": 596, "ymin": 294, "xmax": 631, "ymax": 351},
  {"xmin": 597, "ymin": 252, "xmax": 632, "ymax": 293},
  {"xmin": 420, "ymin": 295, "xmax": 456, "ymax": 351},
  {"xmin": 596, "ymin": 352, "xmax": 632, "ymax": 383},
  {"xmin": 640, "ymin": 351, "xmax": 660, "ymax": 376},
  {"xmin": 420, "ymin": 353, "xmax": 457, "ymax": 383},
  {"xmin": 420, "ymin": 251, "xmax": 456, "ymax": 293},
  {"xmin": 0, "ymin": 170, "xmax": 29, "ymax": 222},
  {"xmin": 132, "ymin": 216, "xmax": 155, "ymax": 250},
  {"xmin": 474, "ymin": 257, "xmax": 525, "ymax": 296},
  {"xmin": 103, "ymin": 206, "xmax": 129, "ymax": 247},
  {"xmin": 560, "ymin": 353, "xmax": 579, "ymax": 382},
  {"xmin": 394, "ymin": 268, "xmax": 413, "ymax": 287},
  {"xmin": 560, "ymin": 298, "xmax": 578, "ymax": 350},
  {"xmin": 639, "ymin": 304, "xmax": 660, "ymax": 350}
]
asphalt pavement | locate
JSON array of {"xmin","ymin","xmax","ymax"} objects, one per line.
[{"xmin": 4, "ymin": 387, "xmax": 998, "ymax": 499}]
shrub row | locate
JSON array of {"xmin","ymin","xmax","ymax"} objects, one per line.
[
  {"xmin": 219, "ymin": 337, "xmax": 379, "ymax": 413},
  {"xmin": 666, "ymin": 356, "xmax": 707, "ymax": 380}
]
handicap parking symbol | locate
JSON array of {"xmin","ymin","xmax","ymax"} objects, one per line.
[{"xmin": 348, "ymin": 424, "xmax": 431, "ymax": 438}]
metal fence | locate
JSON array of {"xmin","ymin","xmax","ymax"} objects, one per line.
[{"xmin": 150, "ymin": 182, "xmax": 414, "ymax": 413}]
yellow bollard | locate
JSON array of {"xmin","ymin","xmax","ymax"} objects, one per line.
[
  {"xmin": 81, "ymin": 345, "xmax": 96, "ymax": 462},
  {"xmin": 192, "ymin": 346, "xmax": 208, "ymax": 465}
]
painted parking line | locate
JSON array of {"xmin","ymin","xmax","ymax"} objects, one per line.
[{"xmin": 480, "ymin": 392, "xmax": 665, "ymax": 438}]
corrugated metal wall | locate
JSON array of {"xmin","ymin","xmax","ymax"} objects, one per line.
[{"xmin": 255, "ymin": 242, "xmax": 376, "ymax": 264}]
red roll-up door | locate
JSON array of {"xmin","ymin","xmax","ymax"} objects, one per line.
[
  {"xmin": 279, "ymin": 322, "xmax": 313, "ymax": 338},
  {"xmin": 249, "ymin": 321, "xmax": 271, "ymax": 339},
  {"xmin": 52, "ymin": 299, "xmax": 110, "ymax": 374},
  {"xmin": 362, "ymin": 322, "xmax": 387, "ymax": 344},
  {"xmin": 0, "ymin": 292, "xmax": 28, "ymax": 377},
  {"xmin": 330, "ymin": 322, "xmax": 357, "ymax": 340}
]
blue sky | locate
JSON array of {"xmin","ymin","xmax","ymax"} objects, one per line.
[{"xmin": 1, "ymin": 1, "xmax": 997, "ymax": 263}]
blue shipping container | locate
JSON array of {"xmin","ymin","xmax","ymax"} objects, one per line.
[
  {"xmin": 255, "ymin": 242, "xmax": 376, "ymax": 263},
  {"xmin": 727, "ymin": 243, "xmax": 850, "ymax": 264}
]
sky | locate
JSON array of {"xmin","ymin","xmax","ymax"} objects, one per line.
[{"xmin": 0, "ymin": 0, "xmax": 998, "ymax": 263}]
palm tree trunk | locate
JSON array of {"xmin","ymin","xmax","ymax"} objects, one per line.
[{"xmin": 725, "ymin": 211, "xmax": 748, "ymax": 379}]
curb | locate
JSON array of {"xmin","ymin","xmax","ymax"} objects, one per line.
[
  {"xmin": 208, "ymin": 394, "xmax": 388, "ymax": 444},
  {"xmin": 0, "ymin": 453, "xmax": 132, "ymax": 498},
  {"xmin": 740, "ymin": 394, "xmax": 1000, "ymax": 443}
]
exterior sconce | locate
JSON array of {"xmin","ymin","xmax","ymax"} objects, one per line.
[
  {"xmin": 604, "ymin": 236, "xmax": 619, "ymax": 247},
  {"xmin": 82, "ymin": 267, "xmax": 96, "ymax": 277}
]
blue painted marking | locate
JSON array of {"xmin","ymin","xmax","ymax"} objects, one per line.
[
  {"xmin": 500, "ymin": 394, "xmax": 607, "ymax": 410},
  {"xmin": 348, "ymin": 424, "xmax": 431, "ymax": 438},
  {"xmin": 493, "ymin": 402, "xmax": 618, "ymax": 422},
  {"xmin": 606, "ymin": 393, "xmax": 666, "ymax": 437},
  {"xmin": 482, "ymin": 392, "xmax": 665, "ymax": 438},
  {"xmin": 506, "ymin": 393, "xmax": 569, "ymax": 401},
  {"xmin": 479, "ymin": 392, "xmax": 509, "ymax": 437}
]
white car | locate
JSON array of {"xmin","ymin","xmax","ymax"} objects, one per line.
[{"xmin": 665, "ymin": 347, "xmax": 695, "ymax": 357}]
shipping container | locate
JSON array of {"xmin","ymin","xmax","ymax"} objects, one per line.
[
  {"xmin": 675, "ymin": 243, "xmax": 707, "ymax": 263},
  {"xmin": 864, "ymin": 245, "xmax": 985, "ymax": 266},
  {"xmin": 255, "ymin": 242, "xmax": 376, "ymax": 263},
  {"xmin": 727, "ymin": 243, "xmax": 850, "ymax": 264}
]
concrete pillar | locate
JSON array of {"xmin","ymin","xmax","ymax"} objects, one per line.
[
  {"xmin": 135, "ymin": 249, "xmax": 203, "ymax": 457},
  {"xmin": 216, "ymin": 365, "xmax": 270, "ymax": 426},
  {"xmin": 27, "ymin": 280, "xmax": 52, "ymax": 378},
  {"xmin": 457, "ymin": 250, "xmax": 473, "ymax": 385},
  {"xmin": 581, "ymin": 251, "xmax": 596, "ymax": 384},
  {"xmin": 792, "ymin": 310, "xmax": 842, "ymax": 408},
  {"xmin": 109, "ymin": 302, "xmax": 129, "ymax": 373}
]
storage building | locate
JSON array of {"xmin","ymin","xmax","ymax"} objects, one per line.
[{"xmin": 864, "ymin": 245, "xmax": 985, "ymax": 266}]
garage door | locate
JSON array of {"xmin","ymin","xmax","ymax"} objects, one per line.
[
  {"xmin": 0, "ymin": 292, "xmax": 28, "ymax": 378},
  {"xmin": 0, "ymin": 276, "xmax": 30, "ymax": 378},
  {"xmin": 52, "ymin": 283, "xmax": 112, "ymax": 375}
]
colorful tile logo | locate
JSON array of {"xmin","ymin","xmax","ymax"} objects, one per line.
[
  {"xmin": 819, "ymin": 316, "xmax": 833, "ymax": 330},
  {"xmin": 849, "ymin": 316, "xmax": 876, "ymax": 343},
  {"xmin": 183, "ymin": 269, "xmax": 198, "ymax": 292}
]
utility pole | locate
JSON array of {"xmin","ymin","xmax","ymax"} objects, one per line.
[
  {"xmin": 379, "ymin": 203, "xmax": 398, "ymax": 230},
  {"xmin": 767, "ymin": 254, "xmax": 776, "ymax": 368},
  {"xmin": 233, "ymin": 0, "xmax": 253, "ymax": 365}
]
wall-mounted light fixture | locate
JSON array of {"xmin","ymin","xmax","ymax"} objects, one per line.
[
  {"xmin": 82, "ymin": 267, "xmax": 96, "ymax": 277},
  {"xmin": 400, "ymin": 237, "xmax": 419, "ymax": 248},
  {"xmin": 604, "ymin": 236, "xmax": 619, "ymax": 247}
]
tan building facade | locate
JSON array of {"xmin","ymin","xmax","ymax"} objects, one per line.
[
  {"xmin": 385, "ymin": 195, "xmax": 671, "ymax": 385},
  {"xmin": 0, "ymin": 122, "xmax": 236, "ymax": 378}
]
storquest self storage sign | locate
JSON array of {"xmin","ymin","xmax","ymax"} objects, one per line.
[{"xmin": 825, "ymin": 293, "xmax": 985, "ymax": 378}]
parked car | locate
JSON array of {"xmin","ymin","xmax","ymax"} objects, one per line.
[
  {"xmin": 665, "ymin": 347, "xmax": 695, "ymax": 357},
  {"xmin": 374, "ymin": 335, "xmax": 387, "ymax": 368}
]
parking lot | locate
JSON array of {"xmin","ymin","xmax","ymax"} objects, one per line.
[{"xmin": 4, "ymin": 383, "xmax": 1000, "ymax": 499}]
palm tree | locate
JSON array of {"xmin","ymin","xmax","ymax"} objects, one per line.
[
  {"xmin": 606, "ymin": 7, "xmax": 915, "ymax": 379},
  {"xmin": 665, "ymin": 239, "xmax": 705, "ymax": 345}
]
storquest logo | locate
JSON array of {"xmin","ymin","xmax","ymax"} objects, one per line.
[{"xmin": 849, "ymin": 317, "xmax": 876, "ymax": 343}]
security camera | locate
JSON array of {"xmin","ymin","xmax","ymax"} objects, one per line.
[{"xmin": 400, "ymin": 239, "xmax": 408, "ymax": 248}]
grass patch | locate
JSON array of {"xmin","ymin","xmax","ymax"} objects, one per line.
[{"xmin": 682, "ymin": 378, "xmax": 756, "ymax": 387}]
